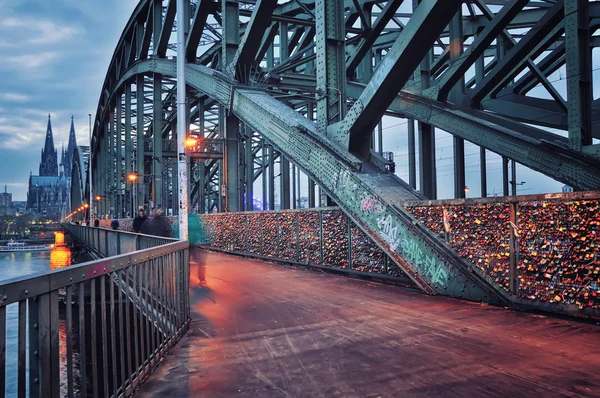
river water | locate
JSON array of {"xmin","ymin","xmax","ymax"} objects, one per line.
[{"xmin": 1, "ymin": 249, "xmax": 74, "ymax": 397}]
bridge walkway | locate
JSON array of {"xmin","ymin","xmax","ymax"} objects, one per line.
[{"xmin": 137, "ymin": 252, "xmax": 600, "ymax": 397}]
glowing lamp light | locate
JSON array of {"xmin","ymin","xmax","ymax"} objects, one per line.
[
  {"xmin": 84, "ymin": 203, "xmax": 89, "ymax": 209},
  {"xmin": 95, "ymin": 195, "xmax": 102, "ymax": 201},
  {"xmin": 128, "ymin": 173, "xmax": 138, "ymax": 182},
  {"xmin": 185, "ymin": 137, "xmax": 198, "ymax": 148},
  {"xmin": 54, "ymin": 232, "xmax": 65, "ymax": 246}
]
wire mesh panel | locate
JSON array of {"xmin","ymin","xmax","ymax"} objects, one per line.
[
  {"xmin": 298, "ymin": 211, "xmax": 320, "ymax": 264},
  {"xmin": 246, "ymin": 214, "xmax": 262, "ymax": 255},
  {"xmin": 262, "ymin": 213, "xmax": 279, "ymax": 258},
  {"xmin": 322, "ymin": 210, "xmax": 349, "ymax": 269},
  {"xmin": 518, "ymin": 200, "xmax": 600, "ymax": 309},
  {"xmin": 407, "ymin": 204, "xmax": 511, "ymax": 292},
  {"xmin": 277, "ymin": 213, "xmax": 298, "ymax": 261},
  {"xmin": 351, "ymin": 225, "xmax": 386, "ymax": 274}
]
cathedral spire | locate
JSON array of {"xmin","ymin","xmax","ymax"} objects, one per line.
[
  {"xmin": 67, "ymin": 117, "xmax": 77, "ymax": 153},
  {"xmin": 39, "ymin": 114, "xmax": 58, "ymax": 176},
  {"xmin": 64, "ymin": 116, "xmax": 77, "ymax": 178},
  {"xmin": 44, "ymin": 114, "xmax": 56, "ymax": 154}
]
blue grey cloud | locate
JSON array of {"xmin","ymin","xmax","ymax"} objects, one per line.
[{"xmin": 0, "ymin": 0, "xmax": 137, "ymax": 200}]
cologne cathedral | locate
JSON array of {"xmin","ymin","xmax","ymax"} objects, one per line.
[{"xmin": 26, "ymin": 115, "xmax": 76, "ymax": 220}]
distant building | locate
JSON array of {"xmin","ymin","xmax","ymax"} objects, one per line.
[
  {"xmin": 12, "ymin": 201, "xmax": 27, "ymax": 214},
  {"xmin": 0, "ymin": 185, "xmax": 11, "ymax": 208},
  {"xmin": 27, "ymin": 115, "xmax": 74, "ymax": 220},
  {"xmin": 0, "ymin": 185, "xmax": 15, "ymax": 216}
]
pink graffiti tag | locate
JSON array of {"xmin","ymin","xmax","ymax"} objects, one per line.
[{"xmin": 360, "ymin": 197, "xmax": 384, "ymax": 213}]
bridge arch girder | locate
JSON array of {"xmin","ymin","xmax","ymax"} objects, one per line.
[{"xmin": 89, "ymin": 0, "xmax": 600, "ymax": 303}]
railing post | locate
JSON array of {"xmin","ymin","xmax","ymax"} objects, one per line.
[
  {"xmin": 259, "ymin": 215, "xmax": 264, "ymax": 256},
  {"xmin": 117, "ymin": 232, "xmax": 122, "ymax": 255},
  {"xmin": 276, "ymin": 213, "xmax": 281, "ymax": 259},
  {"xmin": 319, "ymin": 210, "xmax": 324, "ymax": 266},
  {"xmin": 104, "ymin": 230, "xmax": 109, "ymax": 257},
  {"xmin": 37, "ymin": 292, "xmax": 60, "ymax": 397},
  {"xmin": 509, "ymin": 202, "xmax": 517, "ymax": 295},
  {"xmin": 347, "ymin": 216, "xmax": 352, "ymax": 269},
  {"xmin": 28, "ymin": 296, "xmax": 40, "ymax": 398},
  {"xmin": 295, "ymin": 213, "xmax": 300, "ymax": 262}
]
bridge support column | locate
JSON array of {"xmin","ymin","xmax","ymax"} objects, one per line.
[
  {"xmin": 315, "ymin": 0, "xmax": 346, "ymax": 134},
  {"xmin": 116, "ymin": 94, "xmax": 123, "ymax": 217},
  {"xmin": 280, "ymin": 157, "xmax": 290, "ymax": 210},
  {"xmin": 245, "ymin": 127, "xmax": 254, "ymax": 211},
  {"xmin": 261, "ymin": 140, "xmax": 268, "ymax": 210},
  {"xmin": 268, "ymin": 145, "xmax": 275, "ymax": 210},
  {"xmin": 222, "ymin": 0, "xmax": 240, "ymax": 212},
  {"xmin": 408, "ymin": 119, "xmax": 416, "ymax": 190},
  {"xmin": 565, "ymin": 0, "xmax": 592, "ymax": 152},
  {"xmin": 153, "ymin": 74, "xmax": 163, "ymax": 209},
  {"xmin": 136, "ymin": 75, "xmax": 145, "ymax": 211},
  {"xmin": 125, "ymin": 83, "xmax": 133, "ymax": 215}
]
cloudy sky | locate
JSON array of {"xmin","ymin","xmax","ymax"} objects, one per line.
[{"xmin": 0, "ymin": 0, "xmax": 137, "ymax": 200}]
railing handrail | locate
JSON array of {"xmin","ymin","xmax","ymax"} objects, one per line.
[
  {"xmin": 0, "ymin": 240, "xmax": 188, "ymax": 308},
  {"xmin": 402, "ymin": 189, "xmax": 600, "ymax": 207}
]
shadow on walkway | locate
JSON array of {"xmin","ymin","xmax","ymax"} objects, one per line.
[{"xmin": 137, "ymin": 252, "xmax": 600, "ymax": 398}]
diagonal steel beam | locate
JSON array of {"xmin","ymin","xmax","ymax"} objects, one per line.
[
  {"xmin": 430, "ymin": 0, "xmax": 529, "ymax": 102},
  {"xmin": 346, "ymin": 0, "xmax": 405, "ymax": 78},
  {"xmin": 227, "ymin": 0, "xmax": 279, "ymax": 82},
  {"xmin": 186, "ymin": 0, "xmax": 215, "ymax": 62},
  {"xmin": 155, "ymin": 0, "xmax": 176, "ymax": 57},
  {"xmin": 340, "ymin": 0, "xmax": 462, "ymax": 157},
  {"xmin": 471, "ymin": 0, "xmax": 565, "ymax": 107}
]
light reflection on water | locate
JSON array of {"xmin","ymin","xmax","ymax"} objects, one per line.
[{"xmin": 1, "ymin": 249, "xmax": 77, "ymax": 397}]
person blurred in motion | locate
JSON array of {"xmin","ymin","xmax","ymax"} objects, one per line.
[
  {"xmin": 132, "ymin": 206, "xmax": 148, "ymax": 233},
  {"xmin": 141, "ymin": 206, "xmax": 171, "ymax": 237},
  {"xmin": 173, "ymin": 212, "xmax": 208, "ymax": 285},
  {"xmin": 110, "ymin": 219, "xmax": 119, "ymax": 230},
  {"xmin": 93, "ymin": 218, "xmax": 100, "ymax": 228}
]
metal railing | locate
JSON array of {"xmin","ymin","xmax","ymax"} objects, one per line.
[
  {"xmin": 0, "ymin": 226, "xmax": 190, "ymax": 398},
  {"xmin": 199, "ymin": 208, "xmax": 411, "ymax": 283}
]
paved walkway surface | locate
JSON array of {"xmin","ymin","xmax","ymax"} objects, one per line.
[{"xmin": 137, "ymin": 252, "xmax": 600, "ymax": 398}]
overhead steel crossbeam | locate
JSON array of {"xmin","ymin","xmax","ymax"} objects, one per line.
[
  {"xmin": 227, "ymin": 0, "xmax": 279, "ymax": 81},
  {"xmin": 340, "ymin": 0, "xmax": 463, "ymax": 157}
]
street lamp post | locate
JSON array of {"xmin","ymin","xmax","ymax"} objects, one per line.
[
  {"xmin": 177, "ymin": 0, "xmax": 189, "ymax": 240},
  {"xmin": 88, "ymin": 113, "xmax": 93, "ymax": 225}
]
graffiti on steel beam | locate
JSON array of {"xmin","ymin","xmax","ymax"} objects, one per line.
[
  {"xmin": 360, "ymin": 196, "xmax": 385, "ymax": 214},
  {"xmin": 376, "ymin": 214, "xmax": 403, "ymax": 251}
]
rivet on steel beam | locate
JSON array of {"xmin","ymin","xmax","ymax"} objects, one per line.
[
  {"xmin": 24, "ymin": 290, "xmax": 28, "ymax": 295},
  {"xmin": 34, "ymin": 323, "xmax": 38, "ymax": 329},
  {"xmin": 34, "ymin": 350, "xmax": 39, "ymax": 357},
  {"xmin": 35, "ymin": 378, "xmax": 39, "ymax": 384}
]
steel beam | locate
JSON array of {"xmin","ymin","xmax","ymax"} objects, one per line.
[
  {"xmin": 471, "ymin": 0, "xmax": 565, "ymax": 107},
  {"xmin": 187, "ymin": 0, "xmax": 214, "ymax": 62},
  {"xmin": 565, "ymin": 0, "xmax": 593, "ymax": 151},
  {"xmin": 430, "ymin": 0, "xmax": 528, "ymax": 102},
  {"xmin": 156, "ymin": 0, "xmax": 176, "ymax": 57},
  {"xmin": 315, "ymin": 0, "xmax": 346, "ymax": 133},
  {"xmin": 228, "ymin": 0, "xmax": 279, "ymax": 82},
  {"xmin": 346, "ymin": 0, "xmax": 405, "ymax": 78},
  {"xmin": 341, "ymin": 0, "xmax": 462, "ymax": 158},
  {"xmin": 223, "ymin": 0, "xmax": 240, "ymax": 211}
]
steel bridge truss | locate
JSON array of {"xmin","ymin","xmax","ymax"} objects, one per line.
[{"xmin": 88, "ymin": 0, "xmax": 600, "ymax": 303}]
